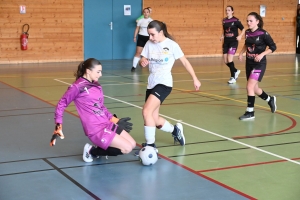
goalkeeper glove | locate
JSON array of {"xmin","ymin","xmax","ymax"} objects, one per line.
[
  {"xmin": 50, "ymin": 123, "xmax": 65, "ymax": 146},
  {"xmin": 117, "ymin": 117, "xmax": 133, "ymax": 133}
]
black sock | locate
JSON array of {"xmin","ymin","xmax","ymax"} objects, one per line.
[
  {"xmin": 90, "ymin": 147, "xmax": 123, "ymax": 157},
  {"xmin": 258, "ymin": 91, "xmax": 269, "ymax": 101},
  {"xmin": 247, "ymin": 96, "xmax": 255, "ymax": 112},
  {"xmin": 146, "ymin": 143, "xmax": 155, "ymax": 147},
  {"xmin": 227, "ymin": 62, "xmax": 237, "ymax": 77}
]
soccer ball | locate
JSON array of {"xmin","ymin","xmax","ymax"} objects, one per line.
[{"xmin": 139, "ymin": 146, "xmax": 158, "ymax": 166}]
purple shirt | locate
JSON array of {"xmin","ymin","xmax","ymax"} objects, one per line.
[{"xmin": 54, "ymin": 77, "xmax": 115, "ymax": 137}]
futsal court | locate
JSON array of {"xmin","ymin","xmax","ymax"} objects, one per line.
[{"xmin": 0, "ymin": 54, "xmax": 299, "ymax": 200}]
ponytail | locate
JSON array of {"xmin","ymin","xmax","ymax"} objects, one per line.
[
  {"xmin": 248, "ymin": 12, "xmax": 264, "ymax": 29},
  {"xmin": 148, "ymin": 20, "xmax": 174, "ymax": 41},
  {"xmin": 74, "ymin": 58, "xmax": 101, "ymax": 80}
]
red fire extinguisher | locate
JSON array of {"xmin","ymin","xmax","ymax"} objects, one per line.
[{"xmin": 21, "ymin": 24, "xmax": 30, "ymax": 50}]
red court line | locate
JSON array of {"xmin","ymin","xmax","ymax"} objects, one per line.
[
  {"xmin": 157, "ymin": 153, "xmax": 257, "ymax": 200},
  {"xmin": 2, "ymin": 80, "xmax": 257, "ymax": 200},
  {"xmin": 0, "ymin": 80, "xmax": 79, "ymax": 119},
  {"xmin": 197, "ymin": 157, "xmax": 300, "ymax": 173},
  {"xmin": 233, "ymin": 111, "xmax": 297, "ymax": 139}
]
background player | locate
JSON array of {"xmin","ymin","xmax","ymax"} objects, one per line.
[
  {"xmin": 238, "ymin": 12, "xmax": 277, "ymax": 120},
  {"xmin": 221, "ymin": 6, "xmax": 245, "ymax": 84},
  {"xmin": 131, "ymin": 8, "xmax": 153, "ymax": 72}
]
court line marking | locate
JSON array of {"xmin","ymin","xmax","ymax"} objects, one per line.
[
  {"xmin": 194, "ymin": 90, "xmax": 300, "ymax": 118},
  {"xmin": 53, "ymin": 73, "xmax": 299, "ymax": 83},
  {"xmin": 54, "ymin": 79, "xmax": 300, "ymax": 165},
  {"xmin": 197, "ymin": 157, "xmax": 300, "ymax": 173}
]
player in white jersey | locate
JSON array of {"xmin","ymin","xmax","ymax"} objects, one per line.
[
  {"xmin": 131, "ymin": 8, "xmax": 153, "ymax": 72},
  {"xmin": 137, "ymin": 20, "xmax": 201, "ymax": 152}
]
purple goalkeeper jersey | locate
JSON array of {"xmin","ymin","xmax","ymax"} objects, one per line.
[{"xmin": 54, "ymin": 77, "xmax": 116, "ymax": 139}]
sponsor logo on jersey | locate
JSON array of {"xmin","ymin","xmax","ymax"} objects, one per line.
[
  {"xmin": 148, "ymin": 58, "xmax": 164, "ymax": 62},
  {"xmin": 225, "ymin": 27, "xmax": 233, "ymax": 37},
  {"xmin": 93, "ymin": 108, "xmax": 104, "ymax": 116},
  {"xmin": 247, "ymin": 44, "xmax": 255, "ymax": 52},
  {"xmin": 162, "ymin": 47, "xmax": 170, "ymax": 55}
]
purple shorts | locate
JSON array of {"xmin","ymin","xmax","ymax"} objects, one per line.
[
  {"xmin": 88, "ymin": 123, "xmax": 117, "ymax": 150},
  {"xmin": 223, "ymin": 41, "xmax": 238, "ymax": 55},
  {"xmin": 246, "ymin": 64, "xmax": 266, "ymax": 82}
]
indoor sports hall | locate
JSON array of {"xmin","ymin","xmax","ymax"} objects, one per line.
[{"xmin": 0, "ymin": 0, "xmax": 299, "ymax": 200}]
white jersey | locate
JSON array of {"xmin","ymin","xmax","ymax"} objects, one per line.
[
  {"xmin": 137, "ymin": 17, "xmax": 153, "ymax": 36},
  {"xmin": 141, "ymin": 38, "xmax": 184, "ymax": 89}
]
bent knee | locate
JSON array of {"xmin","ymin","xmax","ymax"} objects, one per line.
[
  {"xmin": 122, "ymin": 144, "xmax": 135, "ymax": 154},
  {"xmin": 131, "ymin": 141, "xmax": 136, "ymax": 149}
]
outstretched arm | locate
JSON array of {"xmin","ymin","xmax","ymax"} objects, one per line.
[{"xmin": 179, "ymin": 56, "xmax": 201, "ymax": 90}]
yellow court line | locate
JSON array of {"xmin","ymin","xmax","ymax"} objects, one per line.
[{"xmin": 172, "ymin": 87, "xmax": 300, "ymax": 118}]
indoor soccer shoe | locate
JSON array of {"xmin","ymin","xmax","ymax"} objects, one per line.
[
  {"xmin": 172, "ymin": 123, "xmax": 185, "ymax": 146},
  {"xmin": 227, "ymin": 77, "xmax": 236, "ymax": 84},
  {"xmin": 234, "ymin": 70, "xmax": 241, "ymax": 80},
  {"xmin": 239, "ymin": 112, "xmax": 255, "ymax": 120},
  {"xmin": 268, "ymin": 96, "xmax": 277, "ymax": 113},
  {"xmin": 83, "ymin": 143, "xmax": 93, "ymax": 163},
  {"xmin": 134, "ymin": 143, "xmax": 158, "ymax": 156}
]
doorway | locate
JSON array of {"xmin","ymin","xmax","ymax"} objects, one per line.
[{"xmin": 84, "ymin": 0, "xmax": 142, "ymax": 60}]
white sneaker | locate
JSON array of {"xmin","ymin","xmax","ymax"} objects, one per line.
[
  {"xmin": 83, "ymin": 143, "xmax": 93, "ymax": 163},
  {"xmin": 234, "ymin": 70, "xmax": 241, "ymax": 80},
  {"xmin": 228, "ymin": 77, "xmax": 236, "ymax": 84},
  {"xmin": 172, "ymin": 123, "xmax": 185, "ymax": 146}
]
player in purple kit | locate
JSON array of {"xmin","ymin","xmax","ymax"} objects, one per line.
[
  {"xmin": 220, "ymin": 6, "xmax": 245, "ymax": 84},
  {"xmin": 51, "ymin": 58, "xmax": 136, "ymax": 162},
  {"xmin": 238, "ymin": 12, "xmax": 277, "ymax": 120}
]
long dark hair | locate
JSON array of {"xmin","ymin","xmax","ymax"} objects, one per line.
[
  {"xmin": 226, "ymin": 5, "xmax": 234, "ymax": 11},
  {"xmin": 248, "ymin": 12, "xmax": 264, "ymax": 29},
  {"xmin": 147, "ymin": 20, "xmax": 174, "ymax": 41},
  {"xmin": 74, "ymin": 58, "xmax": 101, "ymax": 80}
]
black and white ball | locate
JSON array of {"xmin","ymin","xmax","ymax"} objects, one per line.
[{"xmin": 139, "ymin": 146, "xmax": 158, "ymax": 166}]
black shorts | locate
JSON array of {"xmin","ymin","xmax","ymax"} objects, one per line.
[
  {"xmin": 137, "ymin": 34, "xmax": 149, "ymax": 47},
  {"xmin": 145, "ymin": 84, "xmax": 172, "ymax": 104},
  {"xmin": 222, "ymin": 40, "xmax": 238, "ymax": 55},
  {"xmin": 246, "ymin": 63, "xmax": 266, "ymax": 82}
]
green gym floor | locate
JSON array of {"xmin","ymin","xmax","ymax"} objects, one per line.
[{"xmin": 0, "ymin": 54, "xmax": 299, "ymax": 200}]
